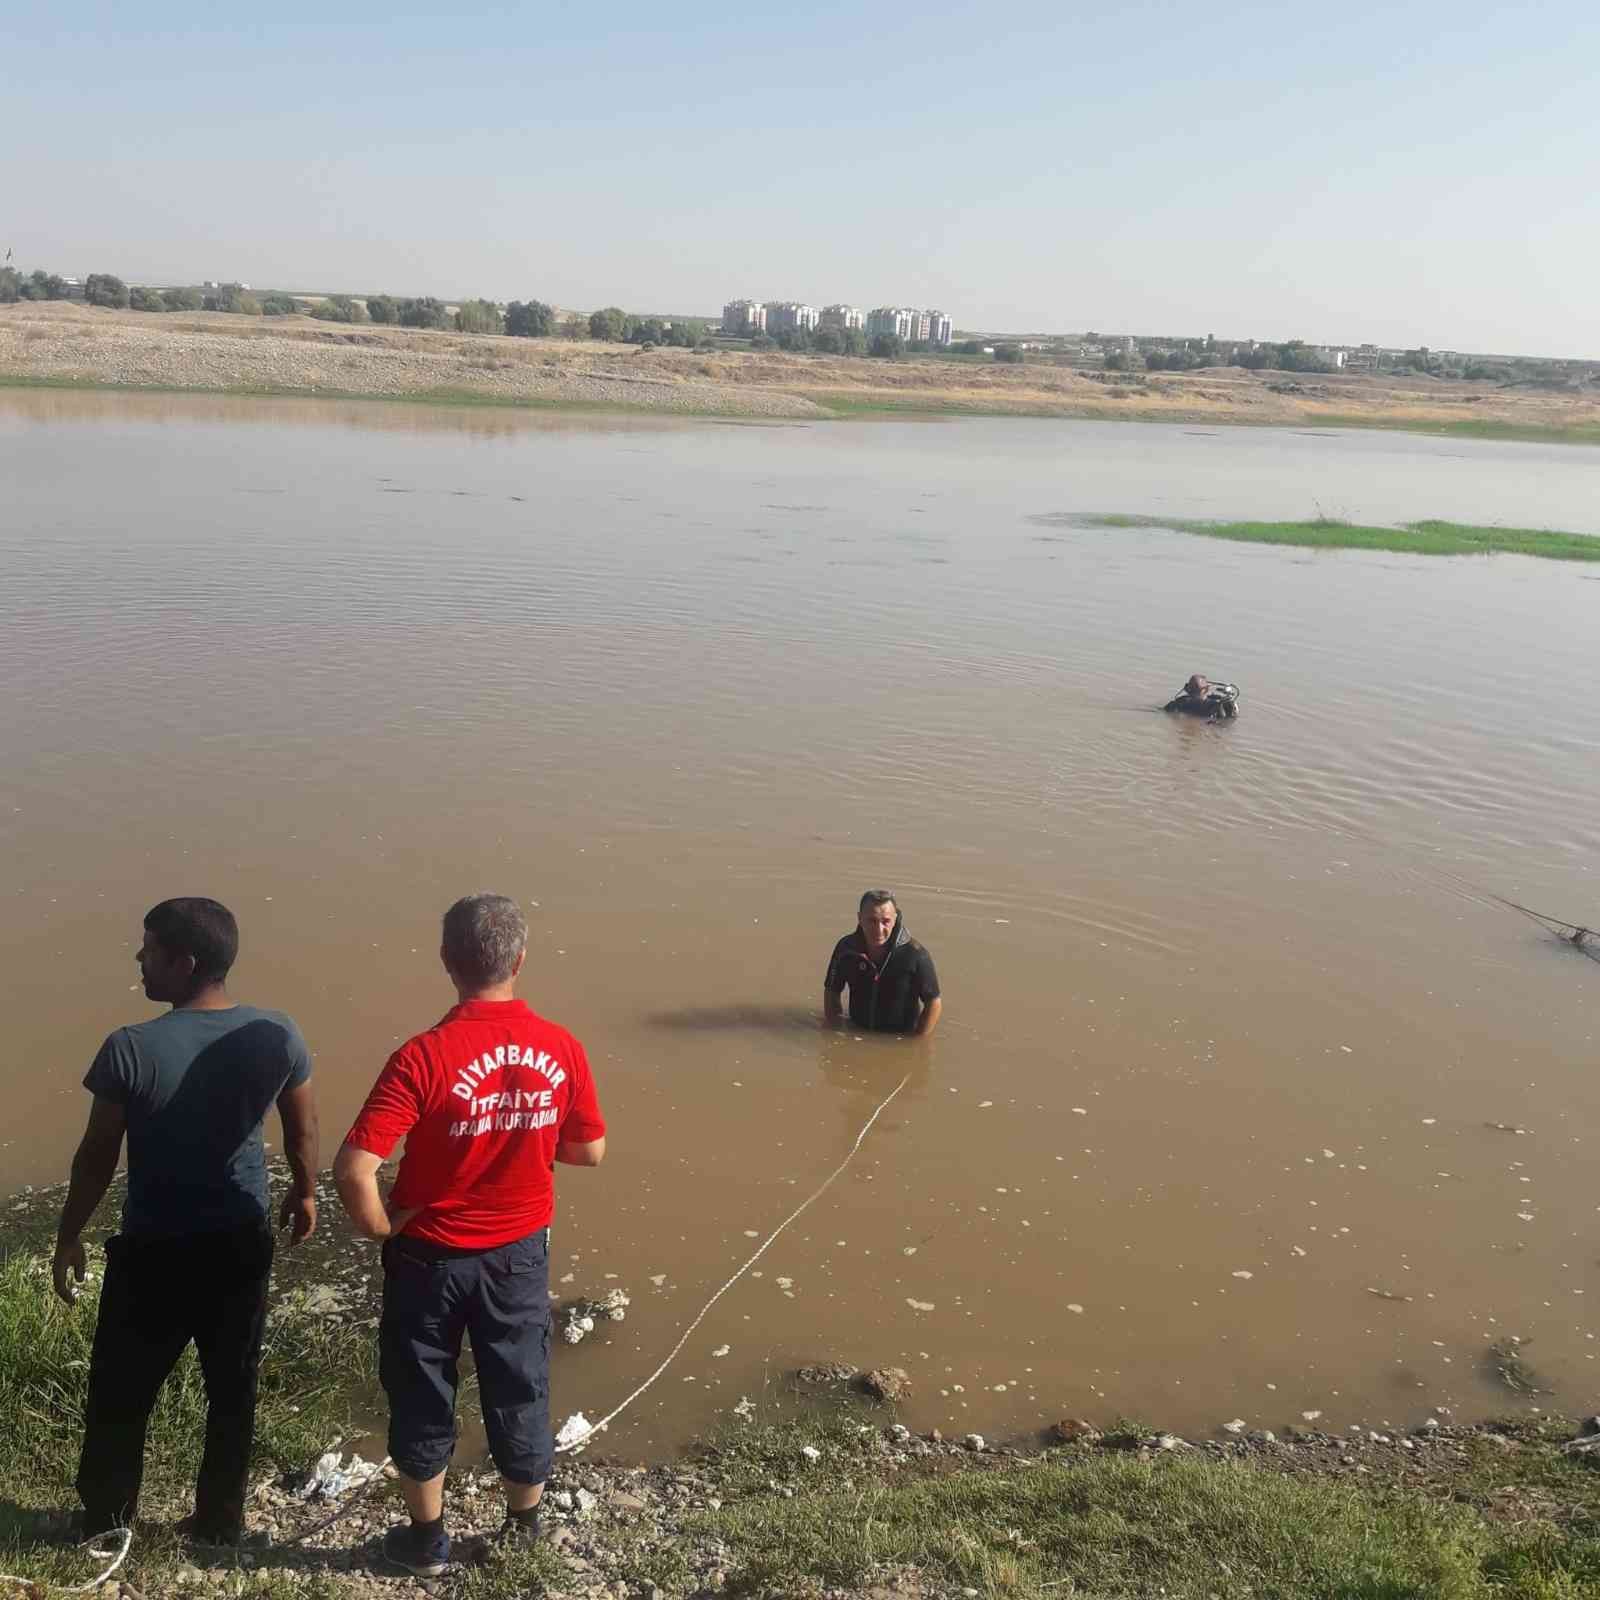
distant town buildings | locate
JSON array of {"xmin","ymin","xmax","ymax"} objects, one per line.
[{"xmin": 725, "ymin": 296, "xmax": 954, "ymax": 346}]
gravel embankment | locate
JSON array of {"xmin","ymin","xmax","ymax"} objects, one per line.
[{"xmin": 0, "ymin": 303, "xmax": 830, "ymax": 419}]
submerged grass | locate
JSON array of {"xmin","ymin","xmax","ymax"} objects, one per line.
[{"xmin": 1072, "ymin": 513, "xmax": 1600, "ymax": 560}]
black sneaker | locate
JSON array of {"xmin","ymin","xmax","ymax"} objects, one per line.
[
  {"xmin": 177, "ymin": 1514, "xmax": 245, "ymax": 1548},
  {"xmin": 381, "ymin": 1521, "xmax": 451, "ymax": 1577},
  {"xmin": 494, "ymin": 1512, "xmax": 540, "ymax": 1550}
]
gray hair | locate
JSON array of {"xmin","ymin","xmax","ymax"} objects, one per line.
[
  {"xmin": 858, "ymin": 889, "xmax": 898, "ymax": 915},
  {"xmin": 441, "ymin": 893, "xmax": 528, "ymax": 986}
]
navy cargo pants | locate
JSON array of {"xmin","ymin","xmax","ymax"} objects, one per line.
[{"xmin": 378, "ymin": 1228, "xmax": 552, "ymax": 1485}]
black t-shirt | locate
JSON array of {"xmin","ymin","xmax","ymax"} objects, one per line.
[
  {"xmin": 84, "ymin": 1005, "xmax": 312, "ymax": 1237},
  {"xmin": 824, "ymin": 928, "xmax": 940, "ymax": 1033}
]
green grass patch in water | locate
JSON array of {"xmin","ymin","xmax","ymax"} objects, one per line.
[{"xmin": 1064, "ymin": 513, "xmax": 1600, "ymax": 560}]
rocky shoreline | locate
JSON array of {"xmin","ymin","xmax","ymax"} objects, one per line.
[{"xmin": 36, "ymin": 1407, "xmax": 1600, "ymax": 1600}]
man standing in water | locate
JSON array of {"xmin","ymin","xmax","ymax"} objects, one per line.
[
  {"xmin": 52, "ymin": 897, "xmax": 319, "ymax": 1543},
  {"xmin": 335, "ymin": 893, "xmax": 606, "ymax": 1577},
  {"xmin": 824, "ymin": 890, "xmax": 943, "ymax": 1036}
]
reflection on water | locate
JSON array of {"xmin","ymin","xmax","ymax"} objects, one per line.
[{"xmin": 2, "ymin": 388, "xmax": 1598, "ymax": 1455}]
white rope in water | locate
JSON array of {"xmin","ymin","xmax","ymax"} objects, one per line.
[
  {"xmin": 0, "ymin": 1527, "xmax": 132, "ymax": 1595},
  {"xmin": 277, "ymin": 1069, "xmax": 913, "ymax": 1550},
  {"xmin": 556, "ymin": 1069, "xmax": 912, "ymax": 1452}
]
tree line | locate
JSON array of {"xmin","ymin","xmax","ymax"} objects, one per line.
[{"xmin": 5, "ymin": 267, "xmax": 947, "ymax": 362}]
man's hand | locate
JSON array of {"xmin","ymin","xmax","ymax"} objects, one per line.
[
  {"xmin": 53, "ymin": 1239, "xmax": 87, "ymax": 1306},
  {"xmin": 387, "ymin": 1205, "xmax": 422, "ymax": 1236},
  {"xmin": 279, "ymin": 1191, "xmax": 317, "ymax": 1246}
]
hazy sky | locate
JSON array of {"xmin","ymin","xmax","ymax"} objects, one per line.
[{"xmin": 5, "ymin": 0, "xmax": 1596, "ymax": 355}]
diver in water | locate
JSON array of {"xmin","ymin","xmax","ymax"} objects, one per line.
[{"xmin": 1164, "ymin": 674, "xmax": 1239, "ymax": 721}]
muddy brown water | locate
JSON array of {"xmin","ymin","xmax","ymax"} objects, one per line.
[{"xmin": 3, "ymin": 387, "xmax": 1598, "ymax": 1458}]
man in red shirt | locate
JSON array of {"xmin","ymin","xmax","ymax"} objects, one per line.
[{"xmin": 335, "ymin": 893, "xmax": 606, "ymax": 1576}]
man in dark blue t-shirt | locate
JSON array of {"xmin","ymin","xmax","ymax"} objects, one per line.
[{"xmin": 51, "ymin": 898, "xmax": 319, "ymax": 1543}]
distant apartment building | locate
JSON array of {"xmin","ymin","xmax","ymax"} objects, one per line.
[
  {"xmin": 1344, "ymin": 343, "xmax": 1381, "ymax": 372},
  {"xmin": 763, "ymin": 301, "xmax": 820, "ymax": 334},
  {"xmin": 820, "ymin": 303, "xmax": 865, "ymax": 330},
  {"xmin": 866, "ymin": 306, "xmax": 916, "ymax": 341},
  {"xmin": 926, "ymin": 310, "xmax": 953, "ymax": 347},
  {"xmin": 722, "ymin": 299, "xmax": 766, "ymax": 335}
]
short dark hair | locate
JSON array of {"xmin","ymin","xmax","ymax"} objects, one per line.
[
  {"xmin": 859, "ymin": 889, "xmax": 898, "ymax": 915},
  {"xmin": 144, "ymin": 898, "xmax": 239, "ymax": 983},
  {"xmin": 442, "ymin": 893, "xmax": 528, "ymax": 986}
]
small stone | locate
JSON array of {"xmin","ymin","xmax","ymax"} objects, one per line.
[
  {"xmin": 1222, "ymin": 1419, "xmax": 1247, "ymax": 1435},
  {"xmin": 795, "ymin": 1361, "xmax": 856, "ymax": 1384},
  {"xmin": 1581, "ymin": 1416, "xmax": 1600, "ymax": 1437},
  {"xmin": 553, "ymin": 1490, "xmax": 575, "ymax": 1511},
  {"xmin": 1154, "ymin": 1434, "xmax": 1189, "ymax": 1451},
  {"xmin": 1052, "ymin": 1418, "xmax": 1100, "ymax": 1443},
  {"xmin": 611, "ymin": 1491, "xmax": 648, "ymax": 1513},
  {"xmin": 800, "ymin": 1445, "xmax": 822, "ymax": 1463},
  {"xmin": 859, "ymin": 1367, "xmax": 913, "ymax": 1402},
  {"xmin": 928, "ymin": 1428, "xmax": 943, "ymax": 1444},
  {"xmin": 575, "ymin": 1488, "xmax": 599, "ymax": 1515},
  {"xmin": 1249, "ymin": 1430, "xmax": 1277, "ymax": 1446},
  {"xmin": 963, "ymin": 1433, "xmax": 986, "ymax": 1452}
]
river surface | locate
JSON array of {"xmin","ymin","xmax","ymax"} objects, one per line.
[{"xmin": 3, "ymin": 387, "xmax": 1598, "ymax": 1455}]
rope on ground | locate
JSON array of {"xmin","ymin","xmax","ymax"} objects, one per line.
[
  {"xmin": 556, "ymin": 1069, "xmax": 912, "ymax": 1453},
  {"xmin": 0, "ymin": 1527, "xmax": 132, "ymax": 1595},
  {"xmin": 276, "ymin": 1068, "xmax": 912, "ymax": 1545}
]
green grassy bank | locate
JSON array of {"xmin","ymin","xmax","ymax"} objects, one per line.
[
  {"xmin": 1065, "ymin": 513, "xmax": 1600, "ymax": 560},
  {"xmin": 0, "ymin": 1247, "xmax": 379, "ymax": 1597},
  {"xmin": 10, "ymin": 372, "xmax": 1600, "ymax": 443},
  {"xmin": 1318, "ymin": 414, "xmax": 1600, "ymax": 446},
  {"xmin": 686, "ymin": 1412, "xmax": 1600, "ymax": 1600}
]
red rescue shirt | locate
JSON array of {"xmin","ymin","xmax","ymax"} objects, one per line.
[{"xmin": 343, "ymin": 998, "xmax": 605, "ymax": 1250}]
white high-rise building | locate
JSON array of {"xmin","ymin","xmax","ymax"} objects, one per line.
[
  {"xmin": 763, "ymin": 301, "xmax": 820, "ymax": 334},
  {"xmin": 722, "ymin": 299, "xmax": 766, "ymax": 334},
  {"xmin": 866, "ymin": 306, "xmax": 918, "ymax": 341},
  {"xmin": 820, "ymin": 304, "xmax": 865, "ymax": 330},
  {"xmin": 926, "ymin": 311, "xmax": 953, "ymax": 347}
]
